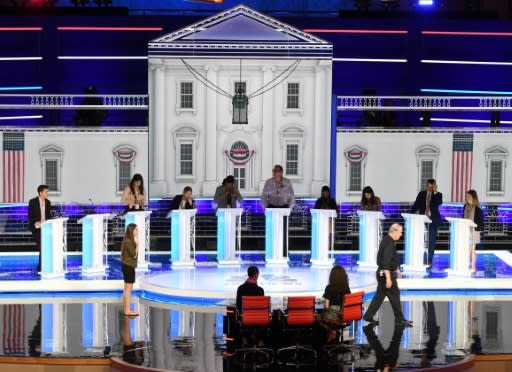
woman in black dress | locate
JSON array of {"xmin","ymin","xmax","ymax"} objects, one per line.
[
  {"xmin": 121, "ymin": 223, "xmax": 139, "ymax": 316},
  {"xmin": 319, "ymin": 265, "xmax": 351, "ymax": 342}
]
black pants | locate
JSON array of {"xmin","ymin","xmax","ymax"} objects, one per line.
[
  {"xmin": 427, "ymin": 224, "xmax": 439, "ymax": 266},
  {"xmin": 364, "ymin": 272, "xmax": 404, "ymax": 322},
  {"xmin": 32, "ymin": 229, "xmax": 41, "ymax": 272}
]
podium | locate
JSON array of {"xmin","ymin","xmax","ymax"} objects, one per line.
[
  {"xmin": 216, "ymin": 208, "xmax": 242, "ymax": 266},
  {"xmin": 265, "ymin": 208, "xmax": 291, "ymax": 265},
  {"xmin": 41, "ymin": 217, "xmax": 69, "ymax": 279},
  {"xmin": 82, "ymin": 303, "xmax": 107, "ymax": 351},
  {"xmin": 310, "ymin": 209, "xmax": 336, "ymax": 266},
  {"xmin": 445, "ymin": 217, "xmax": 476, "ymax": 277},
  {"xmin": 168, "ymin": 209, "xmax": 197, "ymax": 268},
  {"xmin": 357, "ymin": 211, "xmax": 385, "ymax": 270},
  {"xmin": 124, "ymin": 211, "xmax": 152, "ymax": 271},
  {"xmin": 79, "ymin": 214, "xmax": 112, "ymax": 276},
  {"xmin": 401, "ymin": 213, "xmax": 431, "ymax": 272}
]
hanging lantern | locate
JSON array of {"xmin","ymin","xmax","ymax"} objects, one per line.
[{"xmin": 232, "ymin": 87, "xmax": 248, "ymax": 124}]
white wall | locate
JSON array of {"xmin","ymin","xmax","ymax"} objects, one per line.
[
  {"xmin": 149, "ymin": 57, "xmax": 332, "ymax": 198},
  {"xmin": 336, "ymin": 130, "xmax": 512, "ymax": 203},
  {"xmin": 19, "ymin": 129, "xmax": 148, "ymax": 204}
]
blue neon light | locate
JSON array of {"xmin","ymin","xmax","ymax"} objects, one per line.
[
  {"xmin": 217, "ymin": 211, "xmax": 226, "ymax": 261},
  {"xmin": 421, "ymin": 88, "xmax": 512, "ymax": 95},
  {"xmin": 82, "ymin": 303, "xmax": 94, "ymax": 347},
  {"xmin": 0, "ymin": 86, "xmax": 42, "ymax": 91},
  {"xmin": 82, "ymin": 218, "xmax": 94, "ymax": 269},
  {"xmin": 311, "ymin": 212, "xmax": 319, "ymax": 260},
  {"xmin": 418, "ymin": 0, "xmax": 433, "ymax": 5}
]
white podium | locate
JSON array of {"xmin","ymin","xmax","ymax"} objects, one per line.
[
  {"xmin": 124, "ymin": 211, "xmax": 152, "ymax": 271},
  {"xmin": 79, "ymin": 214, "xmax": 112, "ymax": 276},
  {"xmin": 41, "ymin": 217, "xmax": 69, "ymax": 279},
  {"xmin": 216, "ymin": 208, "xmax": 242, "ymax": 266},
  {"xmin": 82, "ymin": 303, "xmax": 107, "ymax": 351},
  {"xmin": 401, "ymin": 213, "xmax": 431, "ymax": 272},
  {"xmin": 265, "ymin": 208, "xmax": 291, "ymax": 265},
  {"xmin": 310, "ymin": 209, "xmax": 336, "ymax": 266},
  {"xmin": 445, "ymin": 217, "xmax": 476, "ymax": 277},
  {"xmin": 357, "ymin": 211, "xmax": 385, "ymax": 270},
  {"xmin": 168, "ymin": 209, "xmax": 197, "ymax": 268}
]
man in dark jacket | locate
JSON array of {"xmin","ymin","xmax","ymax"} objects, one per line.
[
  {"xmin": 313, "ymin": 185, "xmax": 338, "ymax": 210},
  {"xmin": 170, "ymin": 186, "xmax": 195, "ymax": 210},
  {"xmin": 28, "ymin": 185, "xmax": 52, "ymax": 272},
  {"xmin": 411, "ymin": 179, "xmax": 443, "ymax": 268},
  {"xmin": 236, "ymin": 266, "xmax": 264, "ymax": 312}
]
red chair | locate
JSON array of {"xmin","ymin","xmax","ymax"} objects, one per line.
[
  {"xmin": 241, "ymin": 296, "xmax": 272, "ymax": 327},
  {"xmin": 277, "ymin": 296, "xmax": 317, "ymax": 367}
]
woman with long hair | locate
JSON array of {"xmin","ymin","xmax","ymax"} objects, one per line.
[
  {"xmin": 360, "ymin": 186, "xmax": 382, "ymax": 212},
  {"xmin": 121, "ymin": 174, "xmax": 146, "ymax": 212},
  {"xmin": 464, "ymin": 190, "xmax": 484, "ymax": 273},
  {"xmin": 121, "ymin": 223, "xmax": 139, "ymax": 316},
  {"xmin": 318, "ymin": 265, "xmax": 351, "ymax": 343}
]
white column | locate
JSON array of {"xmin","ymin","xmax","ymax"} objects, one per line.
[
  {"xmin": 312, "ymin": 65, "xmax": 326, "ymax": 191},
  {"xmin": 260, "ymin": 66, "xmax": 274, "ymax": 192},
  {"xmin": 150, "ymin": 62, "xmax": 166, "ymax": 196},
  {"xmin": 202, "ymin": 65, "xmax": 218, "ymax": 195}
]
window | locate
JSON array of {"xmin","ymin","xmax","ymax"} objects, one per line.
[
  {"xmin": 113, "ymin": 145, "xmax": 137, "ymax": 194},
  {"xmin": 180, "ymin": 143, "xmax": 193, "ymax": 176},
  {"xmin": 489, "ymin": 160, "xmax": 503, "ymax": 192},
  {"xmin": 349, "ymin": 163, "xmax": 362, "ymax": 192},
  {"xmin": 45, "ymin": 160, "xmax": 58, "ymax": 192},
  {"xmin": 286, "ymin": 143, "xmax": 299, "ymax": 176},
  {"xmin": 118, "ymin": 162, "xmax": 132, "ymax": 192},
  {"xmin": 233, "ymin": 167, "xmax": 246, "ymax": 190},
  {"xmin": 280, "ymin": 126, "xmax": 304, "ymax": 180},
  {"xmin": 173, "ymin": 126, "xmax": 199, "ymax": 181},
  {"xmin": 344, "ymin": 145, "xmax": 367, "ymax": 195},
  {"xmin": 416, "ymin": 145, "xmax": 439, "ymax": 192},
  {"xmin": 180, "ymin": 82, "xmax": 193, "ymax": 109},
  {"xmin": 287, "ymin": 82, "xmax": 300, "ymax": 109},
  {"xmin": 420, "ymin": 159, "xmax": 434, "ymax": 189},
  {"xmin": 485, "ymin": 146, "xmax": 508, "ymax": 195},
  {"xmin": 39, "ymin": 145, "xmax": 63, "ymax": 194}
]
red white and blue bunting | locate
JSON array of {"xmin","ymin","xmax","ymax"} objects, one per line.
[
  {"xmin": 114, "ymin": 149, "xmax": 136, "ymax": 164},
  {"xmin": 225, "ymin": 141, "xmax": 255, "ymax": 165},
  {"xmin": 344, "ymin": 148, "xmax": 367, "ymax": 164}
]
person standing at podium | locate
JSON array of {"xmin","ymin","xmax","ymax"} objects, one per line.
[
  {"xmin": 360, "ymin": 186, "xmax": 382, "ymax": 211},
  {"xmin": 171, "ymin": 186, "xmax": 195, "ymax": 210},
  {"xmin": 121, "ymin": 174, "xmax": 146, "ymax": 213},
  {"xmin": 364, "ymin": 223, "xmax": 412, "ymax": 327},
  {"xmin": 214, "ymin": 175, "xmax": 243, "ymax": 209},
  {"xmin": 464, "ymin": 190, "xmax": 484, "ymax": 273},
  {"xmin": 261, "ymin": 165, "xmax": 295, "ymax": 209},
  {"xmin": 411, "ymin": 179, "xmax": 443, "ymax": 268},
  {"xmin": 314, "ymin": 185, "xmax": 337, "ymax": 210},
  {"xmin": 28, "ymin": 185, "xmax": 52, "ymax": 272}
]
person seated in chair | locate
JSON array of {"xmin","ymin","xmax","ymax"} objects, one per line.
[
  {"xmin": 236, "ymin": 266, "xmax": 264, "ymax": 313},
  {"xmin": 318, "ymin": 265, "xmax": 351, "ymax": 343}
]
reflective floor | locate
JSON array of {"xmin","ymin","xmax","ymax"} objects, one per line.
[{"xmin": 0, "ymin": 294, "xmax": 507, "ymax": 371}]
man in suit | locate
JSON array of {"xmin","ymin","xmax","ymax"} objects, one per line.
[
  {"xmin": 28, "ymin": 185, "xmax": 52, "ymax": 272},
  {"xmin": 411, "ymin": 179, "xmax": 443, "ymax": 268},
  {"xmin": 170, "ymin": 186, "xmax": 195, "ymax": 210}
]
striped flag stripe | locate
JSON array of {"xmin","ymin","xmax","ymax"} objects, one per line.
[
  {"xmin": 2, "ymin": 133, "xmax": 25, "ymax": 203},
  {"xmin": 451, "ymin": 133, "xmax": 474, "ymax": 202}
]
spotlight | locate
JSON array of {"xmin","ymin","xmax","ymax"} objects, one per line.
[{"xmin": 418, "ymin": 0, "xmax": 433, "ymax": 5}]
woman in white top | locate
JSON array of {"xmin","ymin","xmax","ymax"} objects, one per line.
[{"xmin": 121, "ymin": 174, "xmax": 146, "ymax": 213}]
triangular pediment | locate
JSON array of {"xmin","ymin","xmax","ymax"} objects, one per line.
[{"xmin": 151, "ymin": 5, "xmax": 328, "ymax": 45}]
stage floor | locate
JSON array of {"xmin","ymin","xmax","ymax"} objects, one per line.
[
  {"xmin": 0, "ymin": 251, "xmax": 511, "ymax": 304},
  {"xmin": 0, "ymin": 293, "xmax": 506, "ymax": 371}
]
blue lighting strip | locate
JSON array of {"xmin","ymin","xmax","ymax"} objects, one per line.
[
  {"xmin": 421, "ymin": 88, "xmax": 512, "ymax": 95},
  {"xmin": 0, "ymin": 86, "xmax": 42, "ymax": 91}
]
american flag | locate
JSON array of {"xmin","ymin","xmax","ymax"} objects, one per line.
[
  {"xmin": 451, "ymin": 133, "xmax": 474, "ymax": 202},
  {"xmin": 3, "ymin": 304, "xmax": 25, "ymax": 355},
  {"xmin": 2, "ymin": 132, "xmax": 25, "ymax": 203}
]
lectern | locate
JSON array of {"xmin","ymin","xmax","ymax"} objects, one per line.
[
  {"xmin": 79, "ymin": 213, "xmax": 112, "ymax": 276},
  {"xmin": 82, "ymin": 303, "xmax": 107, "ymax": 350},
  {"xmin": 265, "ymin": 208, "xmax": 291, "ymax": 265},
  {"xmin": 357, "ymin": 211, "xmax": 385, "ymax": 270},
  {"xmin": 168, "ymin": 209, "xmax": 197, "ymax": 268},
  {"xmin": 42, "ymin": 303, "xmax": 67, "ymax": 353},
  {"xmin": 41, "ymin": 217, "xmax": 69, "ymax": 279},
  {"xmin": 310, "ymin": 209, "xmax": 336, "ymax": 266},
  {"xmin": 445, "ymin": 217, "xmax": 476, "ymax": 277},
  {"xmin": 401, "ymin": 213, "xmax": 431, "ymax": 272},
  {"xmin": 216, "ymin": 208, "xmax": 242, "ymax": 266},
  {"xmin": 124, "ymin": 211, "xmax": 152, "ymax": 271}
]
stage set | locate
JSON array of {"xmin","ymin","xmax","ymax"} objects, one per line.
[{"xmin": 2, "ymin": 2, "xmax": 512, "ymax": 371}]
